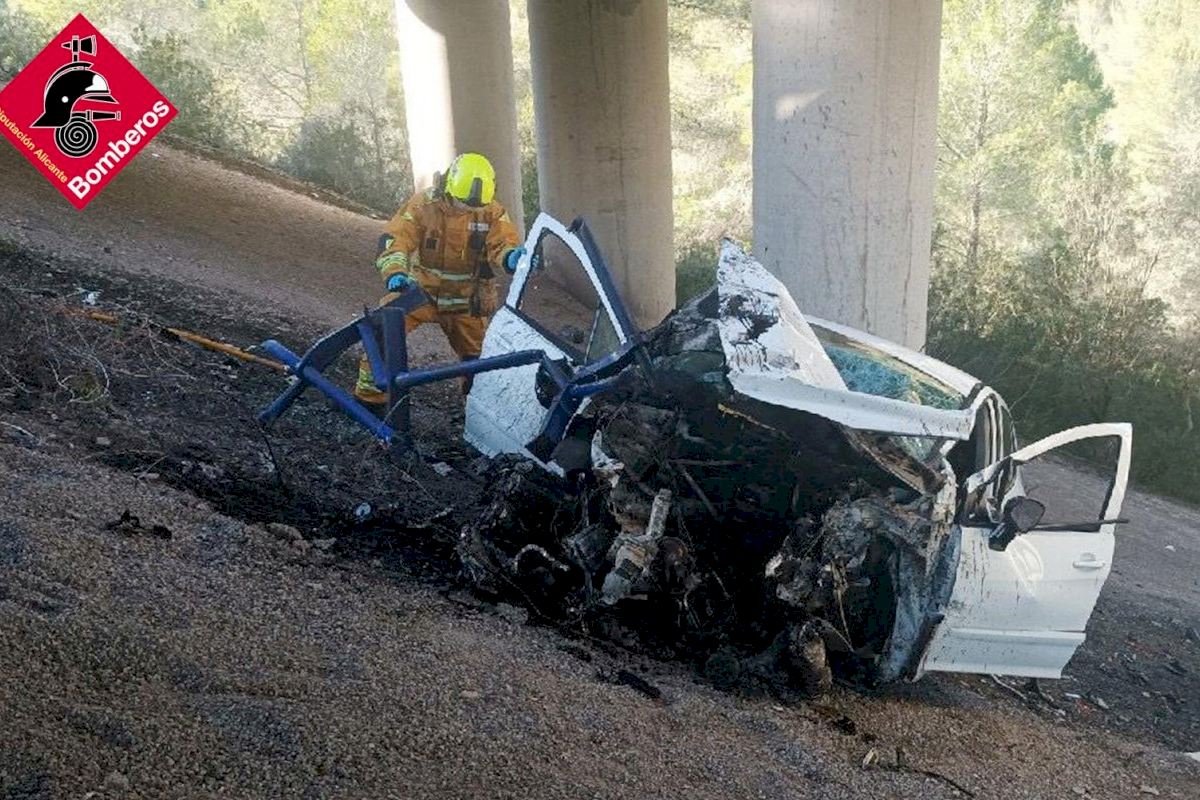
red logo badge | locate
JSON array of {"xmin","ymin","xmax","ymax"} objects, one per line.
[{"xmin": 0, "ymin": 14, "xmax": 177, "ymax": 209}]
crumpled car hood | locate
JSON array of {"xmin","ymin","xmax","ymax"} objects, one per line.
[
  {"xmin": 716, "ymin": 241, "xmax": 849, "ymax": 390},
  {"xmin": 715, "ymin": 240, "xmax": 977, "ymax": 442}
]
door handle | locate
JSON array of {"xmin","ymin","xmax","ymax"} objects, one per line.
[{"xmin": 1072, "ymin": 559, "xmax": 1107, "ymax": 570}]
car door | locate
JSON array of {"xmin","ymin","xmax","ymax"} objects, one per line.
[
  {"xmin": 918, "ymin": 423, "xmax": 1133, "ymax": 679},
  {"xmin": 464, "ymin": 213, "xmax": 632, "ymax": 465}
]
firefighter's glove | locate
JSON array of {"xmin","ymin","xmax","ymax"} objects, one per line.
[
  {"xmin": 376, "ymin": 233, "xmax": 395, "ymax": 258},
  {"xmin": 386, "ymin": 273, "xmax": 415, "ymax": 293},
  {"xmin": 503, "ymin": 246, "xmax": 527, "ymax": 275}
]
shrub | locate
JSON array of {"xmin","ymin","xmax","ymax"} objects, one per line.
[
  {"xmin": 278, "ymin": 110, "xmax": 408, "ymax": 212},
  {"xmin": 928, "ymin": 243, "xmax": 1200, "ymax": 502},
  {"xmin": 132, "ymin": 33, "xmax": 250, "ymax": 153},
  {"xmin": 675, "ymin": 242, "xmax": 719, "ymax": 305},
  {"xmin": 0, "ymin": 6, "xmax": 50, "ymax": 80}
]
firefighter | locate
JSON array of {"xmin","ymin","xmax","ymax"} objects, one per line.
[{"xmin": 355, "ymin": 153, "xmax": 525, "ymax": 404}]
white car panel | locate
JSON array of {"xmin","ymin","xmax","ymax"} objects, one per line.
[
  {"xmin": 918, "ymin": 628, "xmax": 1087, "ymax": 679},
  {"xmin": 465, "ymin": 213, "xmax": 625, "ymax": 469},
  {"xmin": 918, "ymin": 423, "xmax": 1132, "ymax": 678},
  {"xmin": 730, "ymin": 374, "xmax": 978, "ymax": 440},
  {"xmin": 464, "ymin": 308, "xmax": 567, "ymax": 465},
  {"xmin": 715, "ymin": 241, "xmax": 977, "ymax": 440},
  {"xmin": 716, "ymin": 241, "xmax": 847, "ymax": 391}
]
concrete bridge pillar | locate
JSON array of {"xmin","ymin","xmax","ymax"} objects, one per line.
[
  {"xmin": 395, "ymin": 0, "xmax": 524, "ymax": 230},
  {"xmin": 526, "ymin": 0, "xmax": 676, "ymax": 329},
  {"xmin": 752, "ymin": 0, "xmax": 942, "ymax": 348}
]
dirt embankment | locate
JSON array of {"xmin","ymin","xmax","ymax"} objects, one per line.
[
  {"xmin": 0, "ymin": 136, "xmax": 1197, "ymax": 797},
  {"xmin": 0, "ymin": 137, "xmax": 384, "ymax": 327},
  {"xmin": 0, "ymin": 239, "xmax": 1196, "ymax": 799}
]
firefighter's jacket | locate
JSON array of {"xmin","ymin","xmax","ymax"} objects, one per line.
[{"xmin": 375, "ymin": 187, "xmax": 520, "ymax": 316}]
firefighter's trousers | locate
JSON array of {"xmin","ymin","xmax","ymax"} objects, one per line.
[{"xmin": 354, "ymin": 301, "xmax": 489, "ymax": 405}]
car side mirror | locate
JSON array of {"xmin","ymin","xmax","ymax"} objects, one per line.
[
  {"xmin": 1006, "ymin": 496, "xmax": 1046, "ymax": 531},
  {"xmin": 988, "ymin": 496, "xmax": 1046, "ymax": 551}
]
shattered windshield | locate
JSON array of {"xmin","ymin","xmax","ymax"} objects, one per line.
[
  {"xmin": 810, "ymin": 326, "xmax": 964, "ymax": 410},
  {"xmin": 808, "ymin": 325, "xmax": 961, "ymax": 463}
]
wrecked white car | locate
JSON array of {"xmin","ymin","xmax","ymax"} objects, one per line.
[
  {"xmin": 261, "ymin": 212, "xmax": 1132, "ymax": 694},
  {"xmin": 459, "ymin": 214, "xmax": 1132, "ymax": 691}
]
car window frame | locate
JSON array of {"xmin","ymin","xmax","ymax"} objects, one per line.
[
  {"xmin": 961, "ymin": 423, "xmax": 1132, "ymax": 533},
  {"xmin": 507, "ymin": 223, "xmax": 626, "ymax": 366}
]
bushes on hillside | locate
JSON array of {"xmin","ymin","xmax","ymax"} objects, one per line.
[
  {"xmin": 0, "ymin": 5, "xmax": 48, "ymax": 80},
  {"xmin": 278, "ymin": 110, "xmax": 408, "ymax": 212},
  {"xmin": 132, "ymin": 33, "xmax": 254, "ymax": 154},
  {"xmin": 928, "ymin": 240, "xmax": 1200, "ymax": 501}
]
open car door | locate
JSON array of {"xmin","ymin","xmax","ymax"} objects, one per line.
[
  {"xmin": 918, "ymin": 423, "xmax": 1133, "ymax": 678},
  {"xmin": 465, "ymin": 214, "xmax": 637, "ymax": 466}
]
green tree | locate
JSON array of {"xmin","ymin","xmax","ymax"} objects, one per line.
[
  {"xmin": 132, "ymin": 31, "xmax": 252, "ymax": 153},
  {"xmin": 936, "ymin": 0, "xmax": 1113, "ymax": 279},
  {"xmin": 0, "ymin": 1, "xmax": 49, "ymax": 79},
  {"xmin": 1076, "ymin": 0, "xmax": 1200, "ymax": 314},
  {"xmin": 931, "ymin": 0, "xmax": 1200, "ymax": 498},
  {"xmin": 667, "ymin": 0, "xmax": 752, "ymax": 301}
]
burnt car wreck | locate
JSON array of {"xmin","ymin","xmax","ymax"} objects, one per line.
[
  {"xmin": 459, "ymin": 240, "xmax": 968, "ymax": 694},
  {"xmin": 262, "ymin": 214, "xmax": 1133, "ymax": 697},
  {"xmin": 460, "ymin": 218, "xmax": 1132, "ymax": 696}
]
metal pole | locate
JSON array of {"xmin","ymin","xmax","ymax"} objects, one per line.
[
  {"xmin": 390, "ymin": 349, "xmax": 545, "ymax": 392},
  {"xmin": 259, "ymin": 340, "xmax": 394, "ymax": 441},
  {"xmin": 381, "ymin": 307, "xmax": 411, "ymax": 452}
]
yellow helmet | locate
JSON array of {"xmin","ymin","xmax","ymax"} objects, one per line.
[{"xmin": 444, "ymin": 152, "xmax": 496, "ymax": 207}]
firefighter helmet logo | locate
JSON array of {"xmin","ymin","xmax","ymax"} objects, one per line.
[
  {"xmin": 31, "ymin": 34, "xmax": 121, "ymax": 158},
  {"xmin": 0, "ymin": 14, "xmax": 176, "ymax": 208}
]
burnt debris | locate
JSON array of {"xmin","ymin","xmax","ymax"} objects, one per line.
[{"xmin": 458, "ymin": 278, "xmax": 956, "ymax": 699}]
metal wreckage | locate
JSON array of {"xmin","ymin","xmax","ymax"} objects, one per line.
[{"xmin": 261, "ymin": 214, "xmax": 1133, "ymax": 697}]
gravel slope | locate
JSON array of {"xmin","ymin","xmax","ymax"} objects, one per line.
[
  {"xmin": 1, "ymin": 440, "xmax": 1196, "ymax": 800},
  {"xmin": 1, "ymin": 137, "xmax": 1198, "ymax": 798},
  {"xmin": 0, "ymin": 136, "xmax": 383, "ymax": 327}
]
